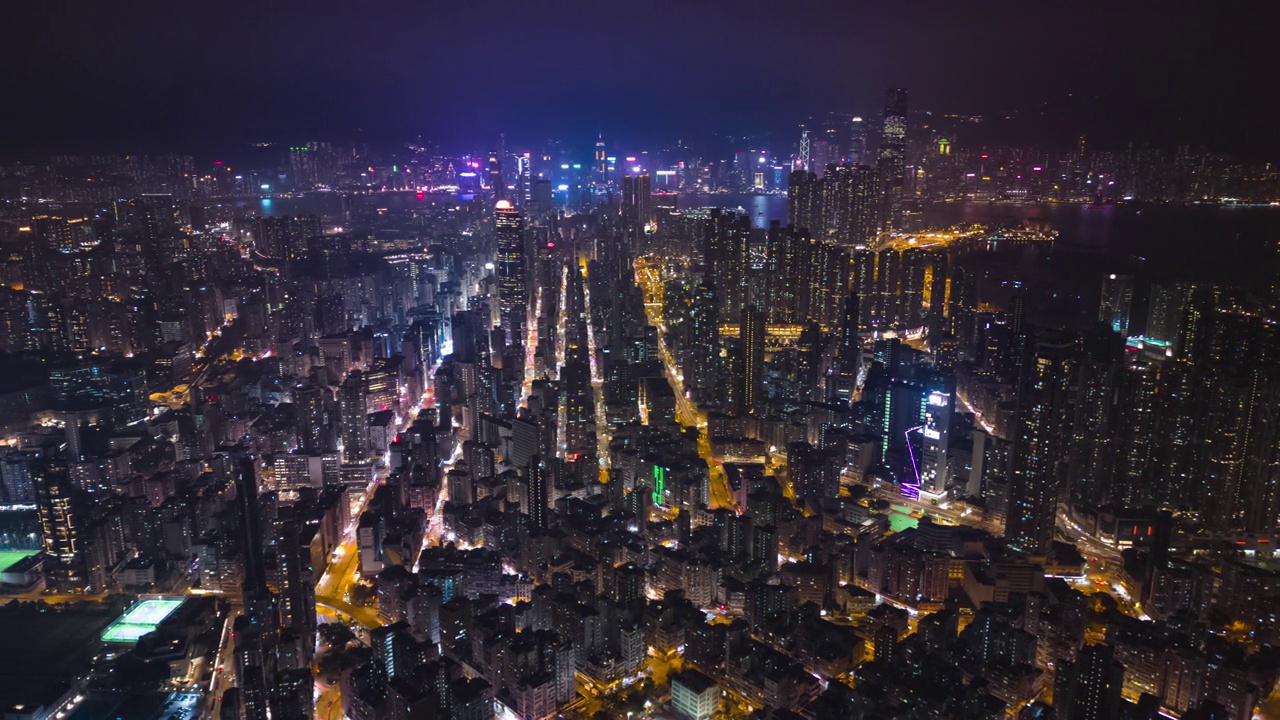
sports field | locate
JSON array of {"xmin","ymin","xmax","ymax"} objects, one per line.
[
  {"xmin": 889, "ymin": 505, "xmax": 920, "ymax": 533},
  {"xmin": 100, "ymin": 597, "xmax": 185, "ymax": 643},
  {"xmin": 0, "ymin": 549, "xmax": 37, "ymax": 572}
]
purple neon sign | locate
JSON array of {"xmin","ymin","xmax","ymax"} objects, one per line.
[{"xmin": 902, "ymin": 424, "xmax": 925, "ymax": 499}]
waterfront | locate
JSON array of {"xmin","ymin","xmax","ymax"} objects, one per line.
[{"xmin": 221, "ymin": 192, "xmax": 1280, "ymax": 290}]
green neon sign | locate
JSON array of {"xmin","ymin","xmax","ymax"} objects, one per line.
[{"xmin": 653, "ymin": 466, "xmax": 665, "ymax": 506}]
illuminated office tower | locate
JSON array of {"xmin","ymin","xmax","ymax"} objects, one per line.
[
  {"xmin": 595, "ymin": 134, "xmax": 607, "ymax": 185},
  {"xmin": 877, "ymin": 88, "xmax": 909, "ymax": 231},
  {"xmin": 1098, "ymin": 273, "xmax": 1133, "ymax": 335},
  {"xmin": 495, "ymin": 200, "xmax": 527, "ymax": 342},
  {"xmin": 1007, "ymin": 333, "xmax": 1077, "ymax": 555},
  {"xmin": 919, "ymin": 384, "xmax": 952, "ymax": 496},
  {"xmin": 802, "ymin": 112, "xmax": 856, "ymax": 175},
  {"xmin": 517, "ymin": 152, "xmax": 533, "ymax": 206},
  {"xmin": 488, "ymin": 150, "xmax": 504, "ymax": 200},
  {"xmin": 849, "ymin": 116, "xmax": 869, "ymax": 164}
]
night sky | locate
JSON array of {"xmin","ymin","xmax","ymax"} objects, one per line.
[{"xmin": 5, "ymin": 0, "xmax": 1268, "ymax": 158}]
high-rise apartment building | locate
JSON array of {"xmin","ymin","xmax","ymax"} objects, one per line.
[
  {"xmin": 1007, "ymin": 333, "xmax": 1077, "ymax": 555},
  {"xmin": 738, "ymin": 306, "xmax": 766, "ymax": 415},
  {"xmin": 35, "ymin": 458, "xmax": 83, "ymax": 586},
  {"xmin": 822, "ymin": 163, "xmax": 880, "ymax": 246}
]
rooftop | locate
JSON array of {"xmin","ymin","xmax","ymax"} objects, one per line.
[
  {"xmin": 671, "ymin": 668, "xmax": 717, "ymax": 694},
  {"xmin": 100, "ymin": 597, "xmax": 185, "ymax": 644}
]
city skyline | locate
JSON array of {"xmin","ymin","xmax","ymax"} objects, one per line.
[
  {"xmin": 3, "ymin": 4, "xmax": 1280, "ymax": 720},
  {"xmin": 4, "ymin": 1, "xmax": 1273, "ymax": 157}
]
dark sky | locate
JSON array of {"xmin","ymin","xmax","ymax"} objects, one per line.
[{"xmin": 4, "ymin": 0, "xmax": 1268, "ymax": 159}]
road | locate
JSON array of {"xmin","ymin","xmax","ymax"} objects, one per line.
[
  {"xmin": 1056, "ymin": 510, "xmax": 1149, "ymax": 619},
  {"xmin": 316, "ymin": 683, "xmax": 343, "ymax": 720},
  {"xmin": 580, "ymin": 260, "xmax": 612, "ymax": 483},
  {"xmin": 311, "ymin": 358, "xmax": 450, "ymax": 716},
  {"xmin": 202, "ymin": 602, "xmax": 239, "ymax": 720},
  {"xmin": 636, "ymin": 258, "xmax": 737, "ymax": 512},
  {"xmin": 861, "ymin": 479, "xmax": 1004, "ymax": 536}
]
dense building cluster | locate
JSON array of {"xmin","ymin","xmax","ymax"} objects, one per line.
[{"xmin": 0, "ymin": 87, "xmax": 1278, "ymax": 720}]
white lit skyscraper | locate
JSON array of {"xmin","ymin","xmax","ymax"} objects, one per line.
[
  {"xmin": 1099, "ymin": 273, "xmax": 1134, "ymax": 335},
  {"xmin": 495, "ymin": 200, "xmax": 526, "ymax": 342},
  {"xmin": 919, "ymin": 386, "xmax": 952, "ymax": 495}
]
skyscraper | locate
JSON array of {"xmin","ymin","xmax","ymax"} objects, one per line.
[
  {"xmin": 526, "ymin": 455, "xmax": 549, "ymax": 530},
  {"xmin": 621, "ymin": 173, "xmax": 652, "ymax": 229},
  {"xmin": 1068, "ymin": 328, "xmax": 1122, "ymax": 507},
  {"xmin": 233, "ymin": 459, "xmax": 277, "ymax": 720},
  {"xmin": 899, "ymin": 247, "xmax": 929, "ymax": 327},
  {"xmin": 487, "ymin": 150, "xmax": 504, "ymax": 200},
  {"xmin": 787, "ymin": 170, "xmax": 824, "ymax": 237},
  {"xmin": 794, "ymin": 234, "xmax": 850, "ymax": 327},
  {"xmin": 689, "ymin": 277, "xmax": 721, "ymax": 398},
  {"xmin": 853, "ymin": 249, "xmax": 877, "ymax": 330},
  {"xmin": 339, "ymin": 371, "xmax": 369, "ymax": 462},
  {"xmin": 34, "ymin": 458, "xmax": 82, "ymax": 587},
  {"xmin": 595, "ymin": 134, "xmax": 607, "ymax": 185},
  {"xmin": 832, "ymin": 292, "xmax": 862, "ymax": 403},
  {"xmin": 920, "ymin": 384, "xmax": 952, "ymax": 495},
  {"xmin": 876, "ymin": 248, "xmax": 902, "ymax": 328},
  {"xmin": 878, "ymin": 88, "xmax": 909, "ymax": 231},
  {"xmin": 294, "ymin": 381, "xmax": 331, "ymax": 454},
  {"xmin": 1008, "ymin": 333, "xmax": 1077, "ymax": 555},
  {"xmin": 802, "ymin": 112, "xmax": 857, "ymax": 174},
  {"xmin": 495, "ymin": 200, "xmax": 527, "ymax": 342},
  {"xmin": 821, "ymin": 163, "xmax": 879, "ymax": 246},
  {"xmin": 273, "ymin": 511, "xmax": 317, "ymax": 669},
  {"xmin": 738, "ymin": 306, "xmax": 765, "ymax": 415},
  {"xmin": 1054, "ymin": 644, "xmax": 1125, "ymax": 720},
  {"xmin": 1098, "ymin": 274, "xmax": 1134, "ymax": 335},
  {"xmin": 517, "ymin": 151, "xmax": 533, "ymax": 206},
  {"xmin": 1145, "ymin": 280, "xmax": 1191, "ymax": 352}
]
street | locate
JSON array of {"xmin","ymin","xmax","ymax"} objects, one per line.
[{"xmin": 636, "ymin": 258, "xmax": 738, "ymax": 512}]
